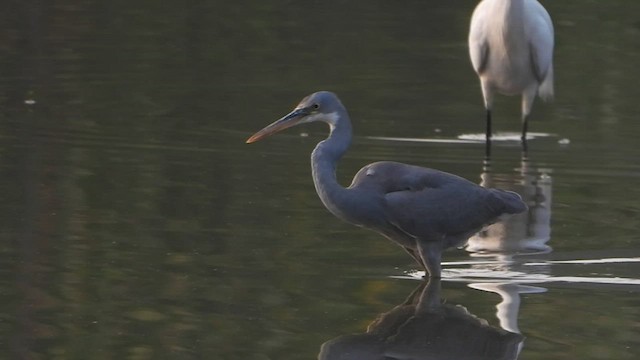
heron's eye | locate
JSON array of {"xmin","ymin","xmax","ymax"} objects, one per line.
[{"xmin": 311, "ymin": 104, "xmax": 319, "ymax": 110}]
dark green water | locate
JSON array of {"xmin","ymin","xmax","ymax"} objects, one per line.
[{"xmin": 1, "ymin": 1, "xmax": 639, "ymax": 359}]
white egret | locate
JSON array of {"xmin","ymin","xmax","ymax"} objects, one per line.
[{"xmin": 468, "ymin": 0, "xmax": 554, "ymax": 152}]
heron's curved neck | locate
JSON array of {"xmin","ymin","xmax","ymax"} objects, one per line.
[{"xmin": 310, "ymin": 111, "xmax": 352, "ymax": 210}]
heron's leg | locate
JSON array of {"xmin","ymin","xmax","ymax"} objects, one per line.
[{"xmin": 417, "ymin": 241, "xmax": 442, "ymax": 278}]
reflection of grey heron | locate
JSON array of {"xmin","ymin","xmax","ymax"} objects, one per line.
[
  {"xmin": 469, "ymin": 0, "xmax": 554, "ymax": 152},
  {"xmin": 247, "ymin": 91, "xmax": 526, "ymax": 278},
  {"xmin": 319, "ymin": 279, "xmax": 523, "ymax": 360}
]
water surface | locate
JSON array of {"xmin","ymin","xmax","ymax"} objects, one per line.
[{"xmin": 1, "ymin": 1, "xmax": 640, "ymax": 359}]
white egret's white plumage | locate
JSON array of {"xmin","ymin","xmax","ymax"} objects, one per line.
[{"xmin": 468, "ymin": 0, "xmax": 554, "ymax": 147}]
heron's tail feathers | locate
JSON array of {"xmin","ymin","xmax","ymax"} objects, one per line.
[
  {"xmin": 489, "ymin": 189, "xmax": 528, "ymax": 214},
  {"xmin": 538, "ymin": 66, "xmax": 554, "ymax": 102}
]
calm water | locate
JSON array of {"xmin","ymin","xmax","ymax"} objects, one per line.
[{"xmin": 1, "ymin": 1, "xmax": 640, "ymax": 359}]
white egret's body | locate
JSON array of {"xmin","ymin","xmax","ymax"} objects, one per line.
[{"xmin": 468, "ymin": 0, "xmax": 554, "ymax": 145}]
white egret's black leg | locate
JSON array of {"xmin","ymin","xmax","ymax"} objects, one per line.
[
  {"xmin": 521, "ymin": 114, "xmax": 529, "ymax": 155},
  {"xmin": 521, "ymin": 116, "xmax": 528, "ymax": 140},
  {"xmin": 485, "ymin": 109, "xmax": 492, "ymax": 158}
]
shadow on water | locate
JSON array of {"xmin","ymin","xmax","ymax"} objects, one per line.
[{"xmin": 318, "ymin": 279, "xmax": 523, "ymax": 360}]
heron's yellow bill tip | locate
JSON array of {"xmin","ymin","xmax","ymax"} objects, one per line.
[{"xmin": 245, "ymin": 133, "xmax": 264, "ymax": 144}]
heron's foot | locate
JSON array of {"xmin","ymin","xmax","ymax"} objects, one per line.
[
  {"xmin": 422, "ymin": 273, "xmax": 442, "ymax": 279},
  {"xmin": 422, "ymin": 266, "xmax": 442, "ymax": 279}
]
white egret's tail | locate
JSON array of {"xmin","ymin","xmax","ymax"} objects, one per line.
[{"xmin": 538, "ymin": 66, "xmax": 554, "ymax": 102}]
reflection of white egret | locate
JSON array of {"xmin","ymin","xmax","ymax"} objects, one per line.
[
  {"xmin": 469, "ymin": 0, "xmax": 554, "ymax": 146},
  {"xmin": 467, "ymin": 157, "xmax": 552, "ymax": 255},
  {"xmin": 469, "ymin": 282, "xmax": 546, "ymax": 358},
  {"xmin": 469, "ymin": 283, "xmax": 546, "ymax": 333}
]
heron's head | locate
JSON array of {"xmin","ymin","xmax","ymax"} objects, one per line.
[{"xmin": 246, "ymin": 91, "xmax": 344, "ymax": 143}]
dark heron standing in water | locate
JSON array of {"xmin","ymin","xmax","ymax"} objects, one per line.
[{"xmin": 246, "ymin": 91, "xmax": 526, "ymax": 277}]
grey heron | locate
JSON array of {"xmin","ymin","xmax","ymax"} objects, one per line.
[{"xmin": 246, "ymin": 91, "xmax": 526, "ymax": 277}]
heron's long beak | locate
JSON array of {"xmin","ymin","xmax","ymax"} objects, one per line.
[{"xmin": 246, "ymin": 107, "xmax": 309, "ymax": 143}]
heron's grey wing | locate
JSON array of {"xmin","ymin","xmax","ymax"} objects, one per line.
[
  {"xmin": 383, "ymin": 184, "xmax": 524, "ymax": 244},
  {"xmin": 350, "ymin": 162, "xmax": 470, "ymax": 193},
  {"xmin": 468, "ymin": 1, "xmax": 490, "ymax": 75},
  {"xmin": 384, "ymin": 187, "xmax": 479, "ymax": 238},
  {"xmin": 350, "ymin": 162, "xmax": 476, "ymax": 236}
]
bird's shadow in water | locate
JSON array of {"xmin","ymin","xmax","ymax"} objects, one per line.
[{"xmin": 318, "ymin": 279, "xmax": 523, "ymax": 360}]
